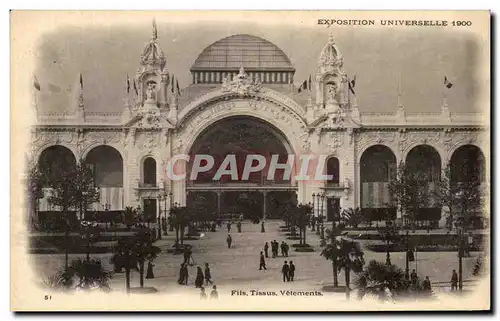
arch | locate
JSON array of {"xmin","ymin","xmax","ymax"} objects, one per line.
[
  {"xmin": 325, "ymin": 156, "xmax": 340, "ymax": 184},
  {"xmin": 449, "ymin": 144, "xmax": 486, "ymax": 183},
  {"xmin": 178, "ymin": 98, "xmax": 306, "ymax": 158},
  {"xmin": 143, "ymin": 157, "xmax": 157, "ymax": 186},
  {"xmin": 402, "ymin": 141, "xmax": 445, "ymax": 168},
  {"xmin": 177, "ymin": 88, "xmax": 307, "ymax": 130},
  {"xmin": 84, "ymin": 145, "xmax": 124, "ymax": 188},
  {"xmin": 405, "ymin": 144, "xmax": 442, "ymax": 182},
  {"xmin": 359, "ymin": 145, "xmax": 397, "ymax": 212},
  {"xmin": 187, "ymin": 116, "xmax": 292, "ymax": 184},
  {"xmin": 37, "ymin": 145, "xmax": 77, "ymax": 186}
]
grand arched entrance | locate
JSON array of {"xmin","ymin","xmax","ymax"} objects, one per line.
[
  {"xmin": 84, "ymin": 145, "xmax": 124, "ymax": 213},
  {"xmin": 186, "ymin": 116, "xmax": 297, "ymax": 221},
  {"xmin": 359, "ymin": 145, "xmax": 397, "ymax": 221}
]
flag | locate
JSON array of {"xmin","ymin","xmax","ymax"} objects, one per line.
[
  {"xmin": 126, "ymin": 74, "xmax": 130, "ymax": 94},
  {"xmin": 79, "ymin": 73, "xmax": 83, "ymax": 89},
  {"xmin": 171, "ymin": 74, "xmax": 175, "ymax": 93},
  {"xmin": 133, "ymin": 79, "xmax": 138, "ymax": 96},
  {"xmin": 298, "ymin": 80, "xmax": 307, "ymax": 93},
  {"xmin": 176, "ymin": 79, "xmax": 180, "ymax": 96},
  {"xmin": 444, "ymin": 76, "xmax": 453, "ymax": 89},
  {"xmin": 308, "ymin": 75, "xmax": 312, "ymax": 90},
  {"xmin": 349, "ymin": 75, "xmax": 356, "ymax": 95},
  {"xmin": 33, "ymin": 75, "xmax": 40, "ymax": 91}
]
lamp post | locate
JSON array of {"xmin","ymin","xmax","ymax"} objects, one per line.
[
  {"xmin": 311, "ymin": 193, "xmax": 316, "ymax": 231},
  {"xmin": 157, "ymin": 195, "xmax": 162, "ymax": 240},
  {"xmin": 320, "ymin": 194, "xmax": 325, "ymax": 240},
  {"xmin": 103, "ymin": 203, "xmax": 110, "ymax": 231}
]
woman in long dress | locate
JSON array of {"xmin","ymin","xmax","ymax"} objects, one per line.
[
  {"xmin": 146, "ymin": 260, "xmax": 155, "ymax": 279},
  {"xmin": 195, "ymin": 266, "xmax": 204, "ymax": 288}
]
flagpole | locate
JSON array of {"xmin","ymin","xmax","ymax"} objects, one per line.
[{"xmin": 397, "ymin": 73, "xmax": 403, "ymax": 108}]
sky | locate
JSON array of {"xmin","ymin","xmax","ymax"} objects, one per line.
[{"xmin": 34, "ymin": 19, "xmax": 483, "ymax": 114}]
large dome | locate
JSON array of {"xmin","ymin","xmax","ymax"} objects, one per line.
[{"xmin": 191, "ymin": 34, "xmax": 295, "ymax": 72}]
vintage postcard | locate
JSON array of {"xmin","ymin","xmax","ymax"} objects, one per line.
[{"xmin": 11, "ymin": 10, "xmax": 490, "ymax": 311}]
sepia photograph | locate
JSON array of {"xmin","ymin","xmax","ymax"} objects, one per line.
[{"xmin": 10, "ymin": 10, "xmax": 491, "ymax": 311}]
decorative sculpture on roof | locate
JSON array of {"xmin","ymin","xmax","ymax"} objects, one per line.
[
  {"xmin": 145, "ymin": 81, "xmax": 157, "ymax": 102},
  {"xmin": 221, "ymin": 66, "xmax": 262, "ymax": 96},
  {"xmin": 140, "ymin": 19, "xmax": 166, "ymax": 71}
]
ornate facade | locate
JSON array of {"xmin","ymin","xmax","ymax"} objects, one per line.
[{"xmin": 28, "ymin": 24, "xmax": 489, "ymax": 224}]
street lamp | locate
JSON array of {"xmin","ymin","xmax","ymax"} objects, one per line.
[
  {"xmin": 320, "ymin": 194, "xmax": 325, "ymax": 240},
  {"xmin": 312, "ymin": 193, "xmax": 316, "ymax": 231}
]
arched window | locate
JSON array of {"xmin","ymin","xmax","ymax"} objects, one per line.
[
  {"xmin": 143, "ymin": 157, "xmax": 157, "ymax": 186},
  {"xmin": 326, "ymin": 157, "xmax": 340, "ymax": 184}
]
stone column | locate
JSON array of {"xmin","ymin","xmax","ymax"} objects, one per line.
[{"xmin": 262, "ymin": 191, "xmax": 268, "ymax": 220}]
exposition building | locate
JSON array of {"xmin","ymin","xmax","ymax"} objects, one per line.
[{"xmin": 27, "ymin": 24, "xmax": 489, "ymax": 227}]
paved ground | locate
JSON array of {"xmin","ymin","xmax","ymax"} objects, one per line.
[{"xmin": 31, "ymin": 220, "xmax": 483, "ymax": 296}]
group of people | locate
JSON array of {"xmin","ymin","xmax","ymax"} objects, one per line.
[
  {"xmin": 200, "ymin": 285, "xmax": 219, "ymax": 300},
  {"xmin": 264, "ymin": 240, "xmax": 289, "ymax": 258},
  {"xmin": 177, "ymin": 262, "xmax": 214, "ymax": 287}
]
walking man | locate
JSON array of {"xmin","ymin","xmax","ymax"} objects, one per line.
[
  {"xmin": 451, "ymin": 269, "xmax": 458, "ymax": 291},
  {"xmin": 227, "ymin": 222, "xmax": 232, "ymax": 233},
  {"xmin": 284, "ymin": 241, "xmax": 289, "ymax": 257},
  {"xmin": 280, "ymin": 241, "xmax": 286, "ymax": 257},
  {"xmin": 227, "ymin": 234, "xmax": 232, "ymax": 248},
  {"xmin": 289, "ymin": 261, "xmax": 295, "ymax": 281},
  {"xmin": 264, "ymin": 242, "xmax": 269, "ymax": 258},
  {"xmin": 204, "ymin": 262, "xmax": 213, "ymax": 285},
  {"xmin": 259, "ymin": 251, "xmax": 267, "ymax": 270},
  {"xmin": 281, "ymin": 260, "xmax": 290, "ymax": 282}
]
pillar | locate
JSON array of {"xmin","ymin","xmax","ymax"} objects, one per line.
[
  {"xmin": 216, "ymin": 191, "xmax": 221, "ymax": 218},
  {"xmin": 263, "ymin": 191, "xmax": 268, "ymax": 220}
]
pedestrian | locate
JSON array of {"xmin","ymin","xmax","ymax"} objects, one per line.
[
  {"xmin": 227, "ymin": 234, "xmax": 232, "ymax": 248},
  {"xmin": 259, "ymin": 251, "xmax": 267, "ymax": 270},
  {"xmin": 451, "ymin": 269, "xmax": 458, "ymax": 291},
  {"xmin": 237, "ymin": 221, "xmax": 242, "ymax": 233},
  {"xmin": 422, "ymin": 276, "xmax": 432, "ymax": 293},
  {"xmin": 410, "ymin": 269, "xmax": 418, "ymax": 286},
  {"xmin": 264, "ymin": 242, "xmax": 269, "ymax": 258},
  {"xmin": 289, "ymin": 261, "xmax": 295, "ymax": 281},
  {"xmin": 261, "ymin": 221, "xmax": 265, "ymax": 233},
  {"xmin": 195, "ymin": 265, "xmax": 204, "ymax": 288},
  {"xmin": 281, "ymin": 260, "xmax": 290, "ymax": 282},
  {"xmin": 200, "ymin": 286, "xmax": 207, "ymax": 299},
  {"xmin": 280, "ymin": 241, "xmax": 286, "ymax": 257},
  {"xmin": 284, "ymin": 242, "xmax": 289, "ymax": 257},
  {"xmin": 210, "ymin": 285, "xmax": 219, "ymax": 299},
  {"xmin": 177, "ymin": 263, "xmax": 184, "ymax": 284},
  {"xmin": 205, "ymin": 262, "xmax": 213, "ymax": 285},
  {"xmin": 272, "ymin": 240, "xmax": 278, "ymax": 258},
  {"xmin": 227, "ymin": 222, "xmax": 231, "ymax": 233},
  {"xmin": 145, "ymin": 260, "xmax": 155, "ymax": 279},
  {"xmin": 179, "ymin": 263, "xmax": 188, "ymax": 285}
]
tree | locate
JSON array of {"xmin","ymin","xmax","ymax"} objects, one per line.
[
  {"xmin": 388, "ymin": 161, "xmax": 431, "ymax": 228},
  {"xmin": 377, "ymin": 220, "xmax": 401, "ymax": 265},
  {"xmin": 355, "ymin": 260, "xmax": 410, "ymax": 301},
  {"xmin": 435, "ymin": 162, "xmax": 460, "ymax": 230},
  {"xmin": 44, "ymin": 257, "xmax": 112, "ymax": 292},
  {"xmin": 112, "ymin": 237, "xmax": 138, "ymax": 293},
  {"xmin": 341, "ymin": 207, "xmax": 363, "ymax": 228},
  {"xmin": 26, "ymin": 163, "xmax": 44, "ymax": 229},
  {"xmin": 169, "ymin": 205, "xmax": 191, "ymax": 246},
  {"xmin": 79, "ymin": 222, "xmax": 101, "ymax": 261},
  {"xmin": 296, "ymin": 203, "xmax": 313, "ymax": 245},
  {"xmin": 123, "ymin": 206, "xmax": 138, "ymax": 230},
  {"xmin": 320, "ymin": 223, "xmax": 346, "ymax": 288},
  {"xmin": 336, "ymin": 238, "xmax": 365, "ymax": 300},
  {"xmin": 48, "ymin": 160, "xmax": 99, "ymax": 221}
]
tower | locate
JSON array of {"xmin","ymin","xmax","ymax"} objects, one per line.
[
  {"xmin": 136, "ymin": 19, "xmax": 170, "ymax": 110},
  {"xmin": 315, "ymin": 34, "xmax": 349, "ymax": 114}
]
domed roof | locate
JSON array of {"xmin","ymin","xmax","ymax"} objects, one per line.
[{"xmin": 191, "ymin": 34, "xmax": 295, "ymax": 72}]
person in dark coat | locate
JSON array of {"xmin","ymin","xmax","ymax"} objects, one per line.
[
  {"xmin": 204, "ymin": 262, "xmax": 213, "ymax": 285},
  {"xmin": 259, "ymin": 251, "xmax": 267, "ymax": 270},
  {"xmin": 227, "ymin": 235, "xmax": 232, "ymax": 248},
  {"xmin": 281, "ymin": 261, "xmax": 290, "ymax": 282},
  {"xmin": 210, "ymin": 285, "xmax": 219, "ymax": 299},
  {"xmin": 284, "ymin": 242, "xmax": 289, "ymax": 257},
  {"xmin": 237, "ymin": 221, "xmax": 242, "ymax": 233},
  {"xmin": 264, "ymin": 242, "xmax": 269, "ymax": 258},
  {"xmin": 451, "ymin": 269, "xmax": 458, "ymax": 291},
  {"xmin": 195, "ymin": 266, "xmax": 204, "ymax": 288},
  {"xmin": 227, "ymin": 222, "xmax": 232, "ymax": 233},
  {"xmin": 410, "ymin": 269, "xmax": 418, "ymax": 286},
  {"xmin": 272, "ymin": 240, "xmax": 278, "ymax": 258},
  {"xmin": 422, "ymin": 276, "xmax": 432, "ymax": 293},
  {"xmin": 280, "ymin": 241, "xmax": 286, "ymax": 257},
  {"xmin": 178, "ymin": 263, "xmax": 188, "ymax": 285},
  {"xmin": 289, "ymin": 261, "xmax": 295, "ymax": 281},
  {"xmin": 200, "ymin": 286, "xmax": 207, "ymax": 299},
  {"xmin": 145, "ymin": 260, "xmax": 155, "ymax": 279}
]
